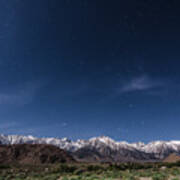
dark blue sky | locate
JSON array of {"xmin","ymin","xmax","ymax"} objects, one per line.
[{"xmin": 0, "ymin": 0, "xmax": 180, "ymax": 142}]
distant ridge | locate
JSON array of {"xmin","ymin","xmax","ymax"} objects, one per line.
[{"xmin": 0, "ymin": 134, "xmax": 180, "ymax": 162}]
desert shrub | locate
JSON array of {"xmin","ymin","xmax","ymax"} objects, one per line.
[
  {"xmin": 74, "ymin": 168, "xmax": 86, "ymax": 175},
  {"xmin": 136, "ymin": 169, "xmax": 153, "ymax": 177},
  {"xmin": 159, "ymin": 161, "xmax": 180, "ymax": 168},
  {"xmin": 59, "ymin": 164, "xmax": 77, "ymax": 173},
  {"xmin": 86, "ymin": 165, "xmax": 103, "ymax": 172},
  {"xmin": 173, "ymin": 161, "xmax": 180, "ymax": 167},
  {"xmin": 109, "ymin": 162, "xmax": 147, "ymax": 171},
  {"xmin": 0, "ymin": 164, "xmax": 10, "ymax": 169},
  {"xmin": 130, "ymin": 163, "xmax": 145, "ymax": 170},
  {"xmin": 139, "ymin": 163, "xmax": 153, "ymax": 170},
  {"xmin": 43, "ymin": 173, "xmax": 60, "ymax": 180},
  {"xmin": 109, "ymin": 163, "xmax": 127, "ymax": 170},
  {"xmin": 122, "ymin": 172, "xmax": 137, "ymax": 180},
  {"xmin": 152, "ymin": 172, "xmax": 167, "ymax": 180},
  {"xmin": 171, "ymin": 167, "xmax": 180, "ymax": 176},
  {"xmin": 165, "ymin": 163, "xmax": 175, "ymax": 168}
]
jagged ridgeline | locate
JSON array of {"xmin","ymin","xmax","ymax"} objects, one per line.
[{"xmin": 0, "ymin": 135, "xmax": 180, "ymax": 162}]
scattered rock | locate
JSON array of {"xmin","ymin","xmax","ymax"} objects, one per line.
[{"xmin": 160, "ymin": 166, "xmax": 167, "ymax": 170}]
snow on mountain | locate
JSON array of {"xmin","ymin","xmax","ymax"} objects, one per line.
[
  {"xmin": 89, "ymin": 136, "xmax": 118, "ymax": 149},
  {"xmin": 0, "ymin": 134, "xmax": 180, "ymax": 160}
]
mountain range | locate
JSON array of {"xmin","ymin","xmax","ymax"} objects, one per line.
[{"xmin": 0, "ymin": 135, "xmax": 180, "ymax": 162}]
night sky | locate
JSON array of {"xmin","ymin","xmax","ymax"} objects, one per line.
[{"xmin": 0, "ymin": 0, "xmax": 180, "ymax": 142}]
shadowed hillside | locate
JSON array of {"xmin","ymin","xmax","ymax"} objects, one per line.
[{"xmin": 0, "ymin": 144, "xmax": 75, "ymax": 164}]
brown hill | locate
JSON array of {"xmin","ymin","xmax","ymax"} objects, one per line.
[
  {"xmin": 0, "ymin": 144, "xmax": 75, "ymax": 164},
  {"xmin": 163, "ymin": 153, "xmax": 180, "ymax": 163}
]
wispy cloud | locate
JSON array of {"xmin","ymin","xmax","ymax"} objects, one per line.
[
  {"xmin": 119, "ymin": 75, "xmax": 163, "ymax": 93},
  {"xmin": 98, "ymin": 75, "xmax": 165, "ymax": 104}
]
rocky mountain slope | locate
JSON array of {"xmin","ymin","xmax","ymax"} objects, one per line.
[
  {"xmin": 0, "ymin": 135, "xmax": 180, "ymax": 162},
  {"xmin": 163, "ymin": 153, "xmax": 180, "ymax": 163},
  {"xmin": 0, "ymin": 144, "xmax": 75, "ymax": 164}
]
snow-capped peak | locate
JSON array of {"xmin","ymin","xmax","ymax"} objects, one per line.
[{"xmin": 90, "ymin": 136, "xmax": 115, "ymax": 144}]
